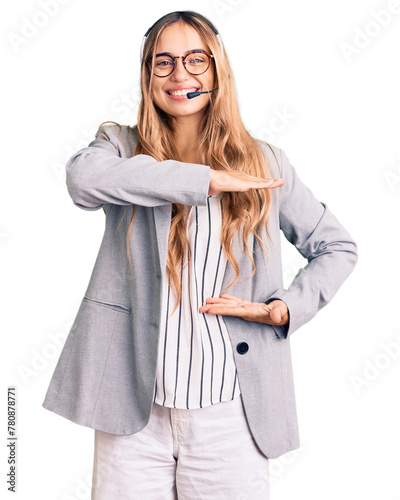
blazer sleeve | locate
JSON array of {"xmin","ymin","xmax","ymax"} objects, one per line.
[
  {"xmin": 65, "ymin": 124, "xmax": 211, "ymax": 210},
  {"xmin": 265, "ymin": 147, "xmax": 358, "ymax": 338}
]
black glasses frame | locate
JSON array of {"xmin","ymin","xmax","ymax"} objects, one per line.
[{"xmin": 145, "ymin": 49, "xmax": 214, "ymax": 77}]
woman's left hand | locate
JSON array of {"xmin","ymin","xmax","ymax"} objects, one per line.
[{"xmin": 199, "ymin": 293, "xmax": 289, "ymax": 326}]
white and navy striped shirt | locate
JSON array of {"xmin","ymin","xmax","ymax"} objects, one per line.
[{"xmin": 153, "ymin": 193, "xmax": 241, "ymax": 409}]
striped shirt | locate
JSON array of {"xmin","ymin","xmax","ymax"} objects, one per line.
[{"xmin": 153, "ymin": 193, "xmax": 241, "ymax": 409}]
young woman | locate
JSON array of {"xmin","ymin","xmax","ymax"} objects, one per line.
[{"xmin": 42, "ymin": 10, "xmax": 358, "ymax": 499}]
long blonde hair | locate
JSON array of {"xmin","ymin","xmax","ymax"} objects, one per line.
[{"xmin": 98, "ymin": 10, "xmax": 279, "ymax": 314}]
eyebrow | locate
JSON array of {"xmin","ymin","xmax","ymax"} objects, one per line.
[{"xmin": 155, "ymin": 48, "xmax": 206, "ymax": 57}]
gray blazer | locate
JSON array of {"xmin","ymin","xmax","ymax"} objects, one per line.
[{"xmin": 42, "ymin": 123, "xmax": 358, "ymax": 459}]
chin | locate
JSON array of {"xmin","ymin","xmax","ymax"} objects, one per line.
[{"xmin": 162, "ymin": 102, "xmax": 202, "ymax": 115}]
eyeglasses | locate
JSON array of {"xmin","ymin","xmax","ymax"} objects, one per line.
[{"xmin": 146, "ymin": 49, "xmax": 214, "ymax": 77}]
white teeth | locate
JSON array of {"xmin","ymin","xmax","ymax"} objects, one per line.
[{"xmin": 168, "ymin": 88, "xmax": 198, "ymax": 96}]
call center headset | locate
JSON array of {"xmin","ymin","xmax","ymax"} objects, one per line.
[{"xmin": 140, "ymin": 12, "xmax": 223, "ymax": 99}]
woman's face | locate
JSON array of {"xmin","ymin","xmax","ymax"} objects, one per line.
[{"xmin": 148, "ymin": 22, "xmax": 216, "ymax": 120}]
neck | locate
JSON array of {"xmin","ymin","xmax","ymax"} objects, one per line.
[{"xmin": 174, "ymin": 114, "xmax": 203, "ymax": 161}]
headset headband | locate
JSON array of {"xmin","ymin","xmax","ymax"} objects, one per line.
[{"xmin": 140, "ymin": 12, "xmax": 224, "ymax": 61}]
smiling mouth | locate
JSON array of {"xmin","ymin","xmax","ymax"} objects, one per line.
[{"xmin": 166, "ymin": 88, "xmax": 199, "ymax": 96}]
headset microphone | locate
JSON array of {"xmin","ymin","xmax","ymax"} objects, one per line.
[{"xmin": 186, "ymin": 88, "xmax": 218, "ymax": 99}]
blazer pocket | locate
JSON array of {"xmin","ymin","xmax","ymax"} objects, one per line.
[{"xmin": 83, "ymin": 296, "xmax": 131, "ymax": 314}]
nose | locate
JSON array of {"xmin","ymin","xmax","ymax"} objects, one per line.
[{"xmin": 171, "ymin": 57, "xmax": 189, "ymax": 81}]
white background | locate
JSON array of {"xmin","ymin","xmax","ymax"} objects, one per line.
[{"xmin": 2, "ymin": 0, "xmax": 400, "ymax": 498}]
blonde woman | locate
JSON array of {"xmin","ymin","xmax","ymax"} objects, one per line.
[{"xmin": 42, "ymin": 10, "xmax": 358, "ymax": 499}]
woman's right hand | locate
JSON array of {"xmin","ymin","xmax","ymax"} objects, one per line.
[{"xmin": 208, "ymin": 169, "xmax": 285, "ymax": 196}]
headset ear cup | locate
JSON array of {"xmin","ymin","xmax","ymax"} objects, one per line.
[
  {"xmin": 216, "ymin": 34, "xmax": 224, "ymax": 60},
  {"xmin": 140, "ymin": 37, "xmax": 145, "ymax": 62}
]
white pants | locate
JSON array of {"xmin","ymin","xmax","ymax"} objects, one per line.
[{"xmin": 91, "ymin": 394, "xmax": 270, "ymax": 499}]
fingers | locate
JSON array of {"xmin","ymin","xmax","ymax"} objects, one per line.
[
  {"xmin": 199, "ymin": 293, "xmax": 251, "ymax": 317},
  {"xmin": 257, "ymin": 179, "xmax": 285, "ymax": 190},
  {"xmin": 204, "ymin": 297, "xmax": 233, "ymax": 305},
  {"xmin": 268, "ymin": 178, "xmax": 285, "ymax": 188},
  {"xmin": 206, "ymin": 294, "xmax": 248, "ymax": 306},
  {"xmin": 237, "ymin": 176, "xmax": 285, "ymax": 191},
  {"xmin": 268, "ymin": 300, "xmax": 289, "ymax": 325},
  {"xmin": 269, "ymin": 306, "xmax": 282, "ymax": 324},
  {"xmin": 199, "ymin": 293, "xmax": 242, "ymax": 314},
  {"xmin": 198, "ymin": 304, "xmax": 243, "ymax": 317},
  {"xmin": 246, "ymin": 176, "xmax": 284, "ymax": 184},
  {"xmin": 210, "ymin": 170, "xmax": 285, "ymax": 195}
]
